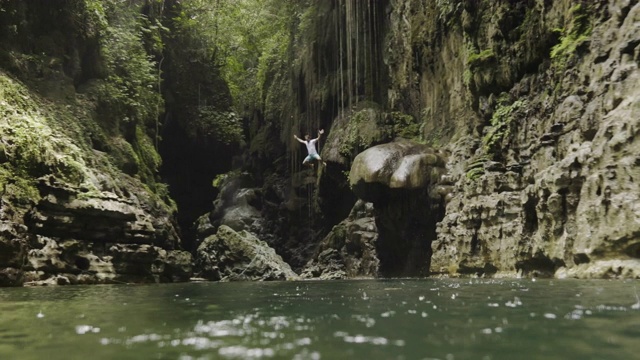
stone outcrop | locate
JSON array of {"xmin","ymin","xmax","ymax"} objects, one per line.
[
  {"xmin": 301, "ymin": 200, "xmax": 379, "ymax": 279},
  {"xmin": 18, "ymin": 175, "xmax": 193, "ymax": 285},
  {"xmin": 206, "ymin": 172, "xmax": 264, "ymax": 236},
  {"xmin": 194, "ymin": 170, "xmax": 320, "ymax": 274},
  {"xmin": 194, "ymin": 225, "xmax": 298, "ymax": 281},
  {"xmin": 347, "ymin": 139, "xmax": 449, "ymax": 276}
]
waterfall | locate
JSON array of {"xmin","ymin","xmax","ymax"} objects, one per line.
[{"xmin": 336, "ymin": 0, "xmax": 385, "ymax": 111}]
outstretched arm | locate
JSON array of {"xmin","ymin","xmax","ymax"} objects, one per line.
[
  {"xmin": 293, "ymin": 134, "xmax": 305, "ymax": 144},
  {"xmin": 313, "ymin": 129, "xmax": 325, "ymax": 141}
]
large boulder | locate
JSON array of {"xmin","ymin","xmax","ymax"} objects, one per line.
[
  {"xmin": 195, "ymin": 225, "xmax": 298, "ymax": 281},
  {"xmin": 349, "ymin": 139, "xmax": 446, "ymax": 202},
  {"xmin": 347, "ymin": 139, "xmax": 449, "ymax": 277}
]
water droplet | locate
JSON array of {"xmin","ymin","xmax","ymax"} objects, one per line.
[{"xmin": 36, "ymin": 312, "xmax": 44, "ymax": 318}]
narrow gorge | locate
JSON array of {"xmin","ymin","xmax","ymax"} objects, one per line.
[{"xmin": 1, "ymin": 0, "xmax": 638, "ymax": 287}]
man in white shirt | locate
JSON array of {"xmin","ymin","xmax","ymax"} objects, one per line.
[{"xmin": 294, "ymin": 129, "xmax": 326, "ymax": 167}]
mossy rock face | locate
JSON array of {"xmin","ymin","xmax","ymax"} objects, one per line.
[
  {"xmin": 301, "ymin": 200, "xmax": 379, "ymax": 280},
  {"xmin": 482, "ymin": 94, "xmax": 529, "ymax": 157},
  {"xmin": 550, "ymin": 4, "xmax": 593, "ymax": 67},
  {"xmin": 323, "ymin": 105, "xmax": 421, "ymax": 167},
  {"xmin": 323, "ymin": 107, "xmax": 387, "ymax": 166},
  {"xmin": 0, "ymin": 67, "xmax": 183, "ymax": 285}
]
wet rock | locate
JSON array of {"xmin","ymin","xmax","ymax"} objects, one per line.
[
  {"xmin": 322, "ymin": 106, "xmax": 389, "ymax": 166},
  {"xmin": 556, "ymin": 260, "xmax": 640, "ymax": 279},
  {"xmin": 432, "ymin": 0, "xmax": 640, "ymax": 279},
  {"xmin": 301, "ymin": 200, "xmax": 379, "ymax": 279},
  {"xmin": 0, "ymin": 268, "xmax": 24, "ymax": 287},
  {"xmin": 22, "ymin": 237, "xmax": 192, "ymax": 285},
  {"xmin": 195, "ymin": 225, "xmax": 298, "ymax": 281}
]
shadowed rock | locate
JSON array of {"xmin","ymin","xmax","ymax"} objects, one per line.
[
  {"xmin": 301, "ymin": 200, "xmax": 379, "ymax": 279},
  {"xmin": 195, "ymin": 225, "xmax": 298, "ymax": 281}
]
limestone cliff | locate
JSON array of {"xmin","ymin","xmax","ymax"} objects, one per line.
[
  {"xmin": 0, "ymin": 1, "xmax": 192, "ymax": 286},
  {"xmin": 274, "ymin": 0, "xmax": 640, "ymax": 279},
  {"xmin": 381, "ymin": 0, "xmax": 640, "ymax": 278}
]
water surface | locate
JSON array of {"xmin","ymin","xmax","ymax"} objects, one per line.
[{"xmin": 1, "ymin": 279, "xmax": 639, "ymax": 359}]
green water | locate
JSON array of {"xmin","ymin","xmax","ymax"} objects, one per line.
[{"xmin": 1, "ymin": 279, "xmax": 639, "ymax": 360}]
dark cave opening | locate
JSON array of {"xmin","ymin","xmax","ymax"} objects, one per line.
[
  {"xmin": 159, "ymin": 115, "xmax": 237, "ymax": 251},
  {"xmin": 373, "ymin": 189, "xmax": 443, "ymax": 277}
]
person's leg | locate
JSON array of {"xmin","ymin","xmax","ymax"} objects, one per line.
[
  {"xmin": 303, "ymin": 155, "xmax": 312, "ymax": 167},
  {"xmin": 314, "ymin": 154, "xmax": 326, "ymax": 166}
]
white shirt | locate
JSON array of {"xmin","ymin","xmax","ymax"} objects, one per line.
[{"xmin": 305, "ymin": 139, "xmax": 318, "ymax": 155}]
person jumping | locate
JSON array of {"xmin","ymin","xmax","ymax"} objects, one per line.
[{"xmin": 294, "ymin": 129, "xmax": 326, "ymax": 168}]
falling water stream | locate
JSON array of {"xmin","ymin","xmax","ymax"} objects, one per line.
[{"xmin": 1, "ymin": 278, "xmax": 639, "ymax": 359}]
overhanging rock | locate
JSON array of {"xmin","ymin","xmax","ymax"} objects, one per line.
[
  {"xmin": 349, "ymin": 139, "xmax": 446, "ymax": 202},
  {"xmin": 347, "ymin": 139, "xmax": 449, "ymax": 276}
]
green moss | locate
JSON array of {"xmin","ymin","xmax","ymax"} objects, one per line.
[
  {"xmin": 337, "ymin": 109, "xmax": 422, "ymax": 160},
  {"xmin": 466, "ymin": 166, "xmax": 485, "ymax": 181},
  {"xmin": 464, "ymin": 154, "xmax": 492, "ymax": 181},
  {"xmin": 0, "ymin": 73, "xmax": 88, "ymax": 185},
  {"xmin": 0, "ymin": 166, "xmax": 40, "ymax": 208},
  {"xmin": 463, "ymin": 68, "xmax": 473, "ymax": 87},
  {"xmin": 467, "ymin": 49, "xmax": 496, "ymax": 69},
  {"xmin": 482, "ymin": 94, "xmax": 528, "ymax": 156},
  {"xmin": 108, "ymin": 136, "xmax": 139, "ymax": 175},
  {"xmin": 464, "ymin": 44, "xmax": 496, "ymax": 92},
  {"xmin": 389, "ymin": 111, "xmax": 421, "ymax": 140},
  {"xmin": 133, "ymin": 125, "xmax": 161, "ymax": 184},
  {"xmin": 339, "ymin": 109, "xmax": 378, "ymax": 158},
  {"xmin": 153, "ymin": 182, "xmax": 177, "ymax": 213},
  {"xmin": 550, "ymin": 4, "xmax": 592, "ymax": 65}
]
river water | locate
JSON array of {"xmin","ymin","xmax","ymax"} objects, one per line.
[{"xmin": 1, "ymin": 278, "xmax": 639, "ymax": 359}]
